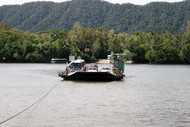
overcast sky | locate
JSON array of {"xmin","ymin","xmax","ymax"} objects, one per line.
[{"xmin": 0, "ymin": 0, "xmax": 184, "ymax": 6}]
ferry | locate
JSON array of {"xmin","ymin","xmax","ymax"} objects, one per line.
[
  {"xmin": 59, "ymin": 54, "xmax": 125, "ymax": 81},
  {"xmin": 51, "ymin": 58, "xmax": 67, "ymax": 63}
]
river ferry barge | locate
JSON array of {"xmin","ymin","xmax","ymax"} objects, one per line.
[{"xmin": 59, "ymin": 54, "xmax": 125, "ymax": 81}]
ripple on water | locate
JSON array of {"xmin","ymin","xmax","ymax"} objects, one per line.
[{"xmin": 0, "ymin": 64, "xmax": 190, "ymax": 126}]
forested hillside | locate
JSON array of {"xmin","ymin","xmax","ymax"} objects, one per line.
[{"xmin": 0, "ymin": 0, "xmax": 190, "ymax": 34}]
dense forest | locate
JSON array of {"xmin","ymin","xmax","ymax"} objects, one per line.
[
  {"xmin": 0, "ymin": 21, "xmax": 190, "ymax": 64},
  {"xmin": 0, "ymin": 0, "xmax": 190, "ymax": 34}
]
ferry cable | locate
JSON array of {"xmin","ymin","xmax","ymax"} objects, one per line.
[
  {"xmin": 0, "ymin": 80, "xmax": 60, "ymax": 125},
  {"xmin": 125, "ymin": 68, "xmax": 147, "ymax": 79}
]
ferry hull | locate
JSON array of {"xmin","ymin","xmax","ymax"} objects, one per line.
[{"xmin": 59, "ymin": 72, "xmax": 124, "ymax": 81}]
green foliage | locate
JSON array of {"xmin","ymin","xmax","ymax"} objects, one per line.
[
  {"xmin": 1, "ymin": 0, "xmax": 190, "ymax": 34},
  {"xmin": 0, "ymin": 22, "xmax": 10, "ymax": 30},
  {"xmin": 0, "ymin": 22, "xmax": 190, "ymax": 64},
  {"xmin": 80, "ymin": 53, "xmax": 91, "ymax": 63}
]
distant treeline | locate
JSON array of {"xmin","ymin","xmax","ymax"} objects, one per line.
[
  {"xmin": 1, "ymin": 0, "xmax": 190, "ymax": 34},
  {"xmin": 0, "ymin": 21, "xmax": 190, "ymax": 64}
]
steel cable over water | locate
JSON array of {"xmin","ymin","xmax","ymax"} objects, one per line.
[{"xmin": 0, "ymin": 80, "xmax": 60, "ymax": 125}]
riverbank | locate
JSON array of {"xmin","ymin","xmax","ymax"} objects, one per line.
[{"xmin": 97, "ymin": 59, "xmax": 134, "ymax": 64}]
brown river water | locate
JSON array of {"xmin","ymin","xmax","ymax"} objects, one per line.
[{"xmin": 0, "ymin": 63, "xmax": 190, "ymax": 127}]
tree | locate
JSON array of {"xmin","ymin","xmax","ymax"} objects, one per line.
[{"xmin": 0, "ymin": 22, "xmax": 10, "ymax": 30}]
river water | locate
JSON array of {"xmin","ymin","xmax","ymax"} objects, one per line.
[{"xmin": 0, "ymin": 63, "xmax": 190, "ymax": 127}]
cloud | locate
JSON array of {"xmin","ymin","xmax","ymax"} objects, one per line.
[{"xmin": 0, "ymin": 0, "xmax": 184, "ymax": 6}]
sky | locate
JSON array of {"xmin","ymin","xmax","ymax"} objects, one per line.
[{"xmin": 0, "ymin": 0, "xmax": 184, "ymax": 6}]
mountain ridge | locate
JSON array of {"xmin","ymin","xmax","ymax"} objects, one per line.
[{"xmin": 0, "ymin": 0, "xmax": 190, "ymax": 33}]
